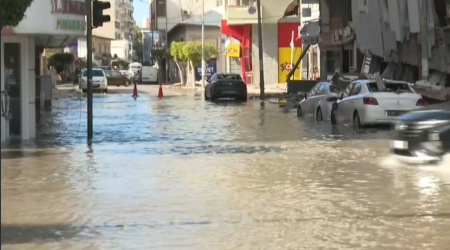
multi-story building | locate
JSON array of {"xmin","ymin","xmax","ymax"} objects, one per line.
[
  {"xmin": 75, "ymin": 0, "xmax": 116, "ymax": 65},
  {"xmin": 118, "ymin": 0, "xmax": 135, "ymax": 40},
  {"xmin": 111, "ymin": 0, "xmax": 135, "ymax": 61},
  {"xmin": 350, "ymin": 0, "xmax": 449, "ymax": 101},
  {"xmin": 317, "ymin": 0, "xmax": 357, "ymax": 79},
  {"xmin": 221, "ymin": 0, "xmax": 306, "ymax": 85}
]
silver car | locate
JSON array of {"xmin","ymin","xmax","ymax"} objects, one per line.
[
  {"xmin": 297, "ymin": 82, "xmax": 340, "ymax": 121},
  {"xmin": 330, "ymin": 79, "xmax": 427, "ymax": 128}
]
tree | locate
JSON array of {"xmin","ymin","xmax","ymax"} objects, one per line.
[
  {"xmin": 169, "ymin": 41, "xmax": 188, "ymax": 85},
  {"xmin": 181, "ymin": 41, "xmax": 216, "ymax": 87},
  {"xmin": 47, "ymin": 53, "xmax": 75, "ymax": 74},
  {"xmin": 1, "ymin": 0, "xmax": 34, "ymax": 28},
  {"xmin": 132, "ymin": 26, "xmax": 143, "ymax": 62}
]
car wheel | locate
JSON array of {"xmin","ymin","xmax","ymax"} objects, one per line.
[
  {"xmin": 353, "ymin": 111, "xmax": 361, "ymax": 130},
  {"xmin": 297, "ymin": 105, "xmax": 303, "ymax": 118},
  {"xmin": 104, "ymin": 88, "xmax": 108, "ymax": 93},
  {"xmin": 331, "ymin": 109, "xmax": 337, "ymax": 125},
  {"xmin": 82, "ymin": 90, "xmax": 87, "ymax": 94},
  {"xmin": 316, "ymin": 107, "xmax": 323, "ymax": 122}
]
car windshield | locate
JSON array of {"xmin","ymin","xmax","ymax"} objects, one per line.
[
  {"xmin": 217, "ymin": 75, "xmax": 242, "ymax": 80},
  {"xmin": 367, "ymin": 82, "xmax": 413, "ymax": 93},
  {"xmin": 82, "ymin": 69, "xmax": 104, "ymax": 77}
]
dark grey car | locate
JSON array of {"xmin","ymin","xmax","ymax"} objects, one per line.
[{"xmin": 204, "ymin": 73, "xmax": 247, "ymax": 101}]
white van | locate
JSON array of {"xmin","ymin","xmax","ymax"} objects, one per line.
[{"xmin": 140, "ymin": 65, "xmax": 158, "ymax": 84}]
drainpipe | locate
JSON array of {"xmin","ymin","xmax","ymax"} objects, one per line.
[{"xmin": 420, "ymin": 0, "xmax": 429, "ymax": 80}]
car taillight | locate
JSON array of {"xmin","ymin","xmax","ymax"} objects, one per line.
[
  {"xmin": 326, "ymin": 97, "xmax": 338, "ymax": 102},
  {"xmin": 416, "ymin": 98, "xmax": 427, "ymax": 106},
  {"xmin": 363, "ymin": 97, "xmax": 379, "ymax": 105}
]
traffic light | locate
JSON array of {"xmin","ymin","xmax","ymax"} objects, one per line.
[{"xmin": 92, "ymin": 0, "xmax": 111, "ymax": 28}]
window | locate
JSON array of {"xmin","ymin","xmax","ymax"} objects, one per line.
[
  {"xmin": 82, "ymin": 69, "xmax": 104, "ymax": 77},
  {"xmin": 350, "ymin": 82, "xmax": 362, "ymax": 96},
  {"xmin": 367, "ymin": 82, "xmax": 413, "ymax": 93},
  {"xmin": 156, "ymin": 0, "xmax": 166, "ymax": 17},
  {"xmin": 358, "ymin": 0, "xmax": 368, "ymax": 12},
  {"xmin": 316, "ymin": 83, "xmax": 326, "ymax": 95},
  {"xmin": 342, "ymin": 82, "xmax": 355, "ymax": 98},
  {"xmin": 112, "ymin": 71, "xmax": 123, "ymax": 77},
  {"xmin": 308, "ymin": 83, "xmax": 321, "ymax": 96},
  {"xmin": 217, "ymin": 74, "xmax": 242, "ymax": 80},
  {"xmin": 329, "ymin": 85, "xmax": 340, "ymax": 93}
]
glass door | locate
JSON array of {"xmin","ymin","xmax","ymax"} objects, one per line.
[{"xmin": 4, "ymin": 43, "xmax": 21, "ymax": 140}]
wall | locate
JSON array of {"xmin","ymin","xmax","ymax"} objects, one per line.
[
  {"xmin": 111, "ymin": 40, "xmax": 130, "ymax": 59},
  {"xmin": 251, "ymin": 23, "xmax": 278, "ymax": 84},
  {"xmin": 77, "ymin": 37, "xmax": 112, "ymax": 58},
  {"xmin": 92, "ymin": 0, "xmax": 116, "ymax": 40}
]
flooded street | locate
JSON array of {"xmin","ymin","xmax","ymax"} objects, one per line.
[{"xmin": 2, "ymin": 92, "xmax": 450, "ymax": 249}]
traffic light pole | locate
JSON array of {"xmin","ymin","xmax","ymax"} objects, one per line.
[
  {"xmin": 256, "ymin": 0, "xmax": 264, "ymax": 102},
  {"xmin": 86, "ymin": 0, "xmax": 93, "ymax": 141}
]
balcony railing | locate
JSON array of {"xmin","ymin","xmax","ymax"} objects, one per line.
[{"xmin": 226, "ymin": 3, "xmax": 262, "ymax": 25}]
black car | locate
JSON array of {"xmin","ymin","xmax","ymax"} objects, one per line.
[
  {"xmin": 391, "ymin": 102, "xmax": 450, "ymax": 164},
  {"xmin": 205, "ymin": 73, "xmax": 247, "ymax": 101}
]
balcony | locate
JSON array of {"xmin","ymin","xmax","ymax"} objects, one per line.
[
  {"xmin": 226, "ymin": 4, "xmax": 262, "ymax": 25},
  {"xmin": 119, "ymin": 1, "xmax": 134, "ymax": 11}
]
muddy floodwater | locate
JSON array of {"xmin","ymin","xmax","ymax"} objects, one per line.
[{"xmin": 2, "ymin": 93, "xmax": 450, "ymax": 249}]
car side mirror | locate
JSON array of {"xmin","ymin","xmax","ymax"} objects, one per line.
[
  {"xmin": 304, "ymin": 93, "xmax": 308, "ymax": 99},
  {"xmin": 206, "ymin": 79, "xmax": 210, "ymax": 83}
]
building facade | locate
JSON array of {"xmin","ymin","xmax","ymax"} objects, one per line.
[
  {"xmin": 221, "ymin": 0, "xmax": 306, "ymax": 85},
  {"xmin": 1, "ymin": 0, "xmax": 87, "ymax": 143},
  {"xmin": 350, "ymin": 0, "xmax": 450, "ymax": 100}
]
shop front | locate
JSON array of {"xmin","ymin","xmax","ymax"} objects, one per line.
[{"xmin": 1, "ymin": 0, "xmax": 86, "ymax": 143}]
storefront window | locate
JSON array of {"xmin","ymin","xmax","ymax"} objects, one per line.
[{"xmin": 4, "ymin": 43, "xmax": 21, "ymax": 137}]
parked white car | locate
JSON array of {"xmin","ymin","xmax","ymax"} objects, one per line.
[
  {"xmin": 80, "ymin": 68, "xmax": 108, "ymax": 93},
  {"xmin": 330, "ymin": 79, "xmax": 427, "ymax": 128},
  {"xmin": 297, "ymin": 81, "xmax": 340, "ymax": 121}
]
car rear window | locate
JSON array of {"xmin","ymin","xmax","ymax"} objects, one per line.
[
  {"xmin": 367, "ymin": 82, "xmax": 413, "ymax": 93},
  {"xmin": 218, "ymin": 75, "xmax": 242, "ymax": 80},
  {"xmin": 329, "ymin": 85, "xmax": 340, "ymax": 93},
  {"xmin": 82, "ymin": 69, "xmax": 104, "ymax": 77}
]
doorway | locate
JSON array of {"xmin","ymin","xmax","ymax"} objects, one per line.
[{"xmin": 4, "ymin": 43, "xmax": 22, "ymax": 140}]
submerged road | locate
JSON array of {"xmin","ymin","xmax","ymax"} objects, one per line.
[{"xmin": 2, "ymin": 91, "xmax": 450, "ymax": 249}]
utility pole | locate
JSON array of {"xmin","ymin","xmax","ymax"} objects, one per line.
[
  {"xmin": 87, "ymin": 0, "xmax": 111, "ymax": 141},
  {"xmin": 201, "ymin": 0, "xmax": 206, "ymax": 88},
  {"xmin": 86, "ymin": 0, "xmax": 93, "ymax": 141},
  {"xmin": 420, "ymin": 0, "xmax": 429, "ymax": 80},
  {"xmin": 256, "ymin": 0, "xmax": 264, "ymax": 101}
]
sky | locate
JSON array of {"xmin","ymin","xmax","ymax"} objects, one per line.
[{"xmin": 133, "ymin": 0, "xmax": 149, "ymax": 27}]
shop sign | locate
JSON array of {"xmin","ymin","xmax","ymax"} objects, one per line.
[
  {"xmin": 278, "ymin": 47, "xmax": 302, "ymax": 83},
  {"xmin": 56, "ymin": 19, "xmax": 86, "ymax": 31},
  {"xmin": 226, "ymin": 44, "xmax": 240, "ymax": 58},
  {"xmin": 51, "ymin": 0, "xmax": 86, "ymax": 15}
]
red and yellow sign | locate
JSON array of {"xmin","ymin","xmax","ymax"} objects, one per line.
[
  {"xmin": 226, "ymin": 44, "xmax": 240, "ymax": 57},
  {"xmin": 278, "ymin": 47, "xmax": 302, "ymax": 83}
]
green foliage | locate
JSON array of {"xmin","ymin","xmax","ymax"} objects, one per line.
[
  {"xmin": 112, "ymin": 59, "xmax": 129, "ymax": 69},
  {"xmin": 169, "ymin": 41, "xmax": 187, "ymax": 62},
  {"xmin": 133, "ymin": 26, "xmax": 143, "ymax": 62},
  {"xmin": 47, "ymin": 53, "xmax": 75, "ymax": 74},
  {"xmin": 1, "ymin": 0, "xmax": 34, "ymax": 28},
  {"xmin": 181, "ymin": 41, "xmax": 217, "ymax": 66}
]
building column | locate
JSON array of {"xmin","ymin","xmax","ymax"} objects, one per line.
[{"xmin": 1, "ymin": 39, "xmax": 6, "ymax": 143}]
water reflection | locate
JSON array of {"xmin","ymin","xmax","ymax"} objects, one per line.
[{"xmin": 2, "ymin": 95, "xmax": 450, "ymax": 249}]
